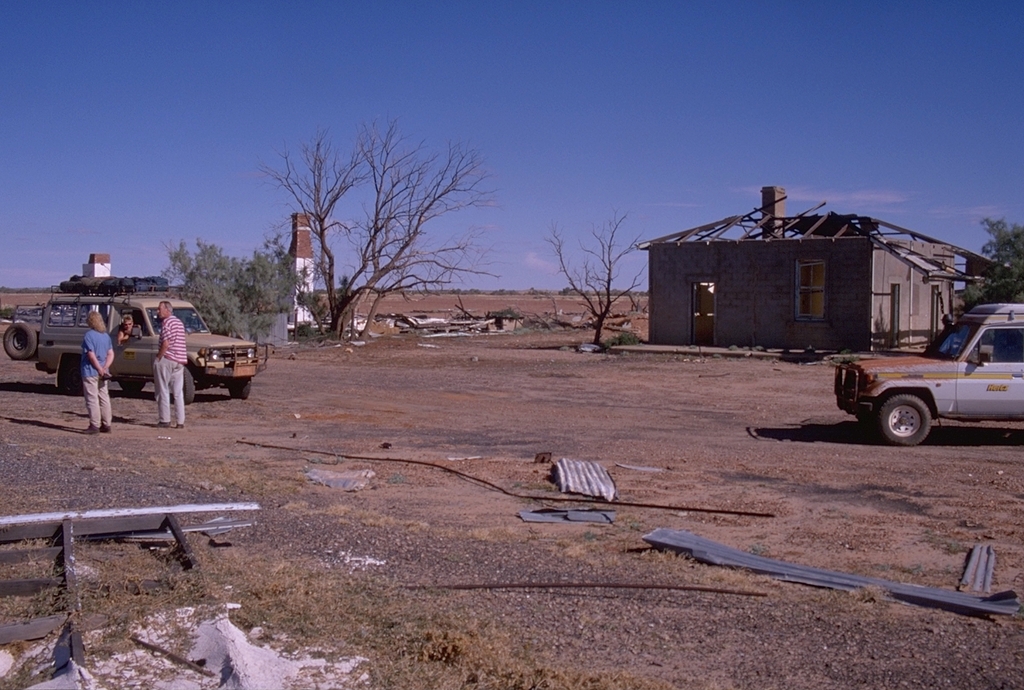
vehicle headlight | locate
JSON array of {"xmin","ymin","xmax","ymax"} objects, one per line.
[
  {"xmin": 246, "ymin": 348, "xmax": 255, "ymax": 358},
  {"xmin": 209, "ymin": 350, "xmax": 223, "ymax": 361}
]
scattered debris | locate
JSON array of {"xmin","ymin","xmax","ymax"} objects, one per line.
[
  {"xmin": 0, "ymin": 504, "xmax": 260, "ymax": 684},
  {"xmin": 131, "ymin": 634, "xmax": 215, "ymax": 677},
  {"xmin": 643, "ymin": 528, "xmax": 1020, "ymax": 617},
  {"xmin": 960, "ymin": 544, "xmax": 996, "ymax": 594},
  {"xmin": 533, "ymin": 452, "xmax": 552, "ymax": 464},
  {"xmin": 189, "ymin": 613, "xmax": 366, "ymax": 689},
  {"xmin": 615, "ymin": 463, "xmax": 665, "ymax": 473},
  {"xmin": 305, "ymin": 468, "xmax": 375, "ymax": 491},
  {"xmin": 553, "ymin": 458, "xmax": 618, "ymax": 501},
  {"xmin": 445, "ymin": 455, "xmax": 482, "ymax": 461},
  {"xmin": 46, "ymin": 606, "xmax": 369, "ymax": 689},
  {"xmin": 577, "ymin": 343, "xmax": 601, "ymax": 353},
  {"xmin": 240, "ymin": 440, "xmax": 773, "ymax": 517},
  {"xmin": 519, "ymin": 508, "xmax": 615, "ymax": 524},
  {"xmin": 323, "ymin": 550, "xmax": 387, "ymax": 572}
]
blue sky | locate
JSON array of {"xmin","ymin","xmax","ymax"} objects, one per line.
[{"xmin": 2, "ymin": 1, "xmax": 1022, "ymax": 289}]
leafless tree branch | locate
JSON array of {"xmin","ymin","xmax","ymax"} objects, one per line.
[
  {"xmin": 260, "ymin": 121, "xmax": 494, "ymax": 338},
  {"xmin": 547, "ymin": 211, "xmax": 644, "ymax": 345}
]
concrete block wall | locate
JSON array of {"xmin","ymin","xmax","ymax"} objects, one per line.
[{"xmin": 649, "ymin": 237, "xmax": 875, "ymax": 351}]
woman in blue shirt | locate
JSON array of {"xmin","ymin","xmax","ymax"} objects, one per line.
[{"xmin": 82, "ymin": 311, "xmax": 115, "ymax": 434}]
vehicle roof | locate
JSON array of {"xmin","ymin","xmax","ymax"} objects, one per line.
[{"xmin": 961, "ymin": 303, "xmax": 1024, "ymax": 325}]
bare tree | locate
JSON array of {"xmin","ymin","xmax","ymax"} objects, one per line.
[
  {"xmin": 547, "ymin": 212, "xmax": 644, "ymax": 346},
  {"xmin": 260, "ymin": 121, "xmax": 493, "ymax": 338},
  {"xmin": 259, "ymin": 129, "xmax": 363, "ymax": 337}
]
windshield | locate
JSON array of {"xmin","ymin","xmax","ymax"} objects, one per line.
[
  {"xmin": 147, "ymin": 307, "xmax": 211, "ymax": 335},
  {"xmin": 924, "ymin": 323, "xmax": 973, "ymax": 360}
]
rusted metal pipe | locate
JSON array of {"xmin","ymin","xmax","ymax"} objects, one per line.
[
  {"xmin": 237, "ymin": 440, "xmax": 775, "ymax": 518},
  {"xmin": 405, "ymin": 581, "xmax": 767, "ymax": 597}
]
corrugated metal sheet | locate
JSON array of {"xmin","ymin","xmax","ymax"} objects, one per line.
[
  {"xmin": 519, "ymin": 509, "xmax": 616, "ymax": 524},
  {"xmin": 960, "ymin": 544, "xmax": 996, "ymax": 594},
  {"xmin": 554, "ymin": 458, "xmax": 618, "ymax": 501},
  {"xmin": 644, "ymin": 528, "xmax": 1020, "ymax": 617}
]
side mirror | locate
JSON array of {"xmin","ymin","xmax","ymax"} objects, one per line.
[
  {"xmin": 969, "ymin": 344, "xmax": 993, "ymax": 366},
  {"xmin": 131, "ymin": 325, "xmax": 142, "ymax": 338}
]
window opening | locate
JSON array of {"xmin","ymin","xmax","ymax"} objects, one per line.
[{"xmin": 796, "ymin": 260, "xmax": 825, "ymax": 319}]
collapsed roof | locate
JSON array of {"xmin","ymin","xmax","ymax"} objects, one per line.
[{"xmin": 639, "ymin": 192, "xmax": 990, "ymax": 283}]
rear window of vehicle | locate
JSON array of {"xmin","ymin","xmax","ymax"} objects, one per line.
[{"xmin": 47, "ymin": 303, "xmax": 112, "ymax": 328}]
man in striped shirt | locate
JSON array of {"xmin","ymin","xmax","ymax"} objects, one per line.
[{"xmin": 154, "ymin": 300, "xmax": 188, "ymax": 429}]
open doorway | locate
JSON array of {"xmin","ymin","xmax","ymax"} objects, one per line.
[{"xmin": 692, "ymin": 282, "xmax": 715, "ymax": 346}]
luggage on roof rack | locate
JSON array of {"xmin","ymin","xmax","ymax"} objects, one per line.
[{"xmin": 56, "ymin": 275, "xmax": 170, "ymax": 296}]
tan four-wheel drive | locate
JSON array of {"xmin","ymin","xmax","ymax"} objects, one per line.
[{"xmin": 3, "ymin": 286, "xmax": 268, "ymax": 404}]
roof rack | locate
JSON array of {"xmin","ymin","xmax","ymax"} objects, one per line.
[{"xmin": 53, "ymin": 276, "xmax": 173, "ymax": 297}]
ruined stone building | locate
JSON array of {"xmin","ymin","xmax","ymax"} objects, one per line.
[{"xmin": 641, "ymin": 187, "xmax": 989, "ymax": 352}]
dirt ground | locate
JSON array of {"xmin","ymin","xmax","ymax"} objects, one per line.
[{"xmin": 2, "ymin": 298, "xmax": 1024, "ymax": 688}]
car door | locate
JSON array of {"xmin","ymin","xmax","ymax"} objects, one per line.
[
  {"xmin": 956, "ymin": 326, "xmax": 1024, "ymax": 416},
  {"xmin": 112, "ymin": 307, "xmax": 157, "ymax": 376}
]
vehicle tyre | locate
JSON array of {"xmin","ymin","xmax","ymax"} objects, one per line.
[
  {"xmin": 877, "ymin": 394, "xmax": 932, "ymax": 446},
  {"xmin": 118, "ymin": 380, "xmax": 145, "ymax": 394},
  {"xmin": 57, "ymin": 356, "xmax": 83, "ymax": 396},
  {"xmin": 228, "ymin": 378, "xmax": 252, "ymax": 400},
  {"xmin": 183, "ymin": 368, "xmax": 196, "ymax": 406},
  {"xmin": 4, "ymin": 323, "xmax": 38, "ymax": 361}
]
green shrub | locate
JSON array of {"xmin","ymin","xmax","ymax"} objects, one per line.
[{"xmin": 603, "ymin": 332, "xmax": 641, "ymax": 347}]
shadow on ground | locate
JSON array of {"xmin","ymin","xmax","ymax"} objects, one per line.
[{"xmin": 749, "ymin": 421, "xmax": 1024, "ymax": 447}]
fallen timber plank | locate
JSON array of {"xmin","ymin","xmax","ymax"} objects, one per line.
[
  {"xmin": 0, "ymin": 614, "xmax": 67, "ymax": 644},
  {"xmin": 0, "ymin": 502, "xmax": 261, "ymax": 527},
  {"xmin": 0, "ymin": 577, "xmax": 62, "ymax": 597},
  {"xmin": 0, "ymin": 515, "xmax": 166, "ymax": 543},
  {"xmin": 643, "ymin": 528, "xmax": 1020, "ymax": 617},
  {"xmin": 0, "ymin": 546, "xmax": 63, "ymax": 565},
  {"xmin": 163, "ymin": 515, "xmax": 199, "ymax": 570}
]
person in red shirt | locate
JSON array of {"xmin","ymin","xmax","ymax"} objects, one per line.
[{"xmin": 154, "ymin": 300, "xmax": 187, "ymax": 428}]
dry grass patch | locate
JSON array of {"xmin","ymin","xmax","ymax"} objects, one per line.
[{"xmin": 197, "ymin": 542, "xmax": 675, "ymax": 689}]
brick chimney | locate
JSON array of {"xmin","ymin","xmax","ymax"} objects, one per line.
[
  {"xmin": 760, "ymin": 186, "xmax": 786, "ymax": 236},
  {"xmin": 289, "ymin": 213, "xmax": 315, "ymax": 326},
  {"xmin": 82, "ymin": 253, "xmax": 111, "ymax": 278},
  {"xmin": 289, "ymin": 213, "xmax": 313, "ymax": 259}
]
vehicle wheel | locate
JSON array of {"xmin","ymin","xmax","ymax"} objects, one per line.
[
  {"xmin": 4, "ymin": 324, "xmax": 38, "ymax": 361},
  {"xmin": 57, "ymin": 356, "xmax": 83, "ymax": 396},
  {"xmin": 183, "ymin": 368, "xmax": 196, "ymax": 406},
  {"xmin": 877, "ymin": 394, "xmax": 932, "ymax": 446},
  {"xmin": 228, "ymin": 378, "xmax": 252, "ymax": 400},
  {"xmin": 119, "ymin": 380, "xmax": 145, "ymax": 394}
]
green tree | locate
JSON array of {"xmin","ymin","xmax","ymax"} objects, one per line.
[
  {"xmin": 235, "ymin": 237, "xmax": 300, "ymax": 339},
  {"xmin": 962, "ymin": 218, "xmax": 1024, "ymax": 309},
  {"xmin": 164, "ymin": 239, "xmax": 297, "ymax": 339}
]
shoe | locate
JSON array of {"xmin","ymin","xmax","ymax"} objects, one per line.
[
  {"xmin": 157, "ymin": 422, "xmax": 171, "ymax": 428},
  {"xmin": 85, "ymin": 425, "xmax": 100, "ymax": 435},
  {"xmin": 175, "ymin": 424, "xmax": 185, "ymax": 430},
  {"xmin": 100, "ymin": 425, "xmax": 112, "ymax": 433}
]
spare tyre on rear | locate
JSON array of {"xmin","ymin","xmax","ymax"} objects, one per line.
[{"xmin": 4, "ymin": 323, "xmax": 38, "ymax": 361}]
